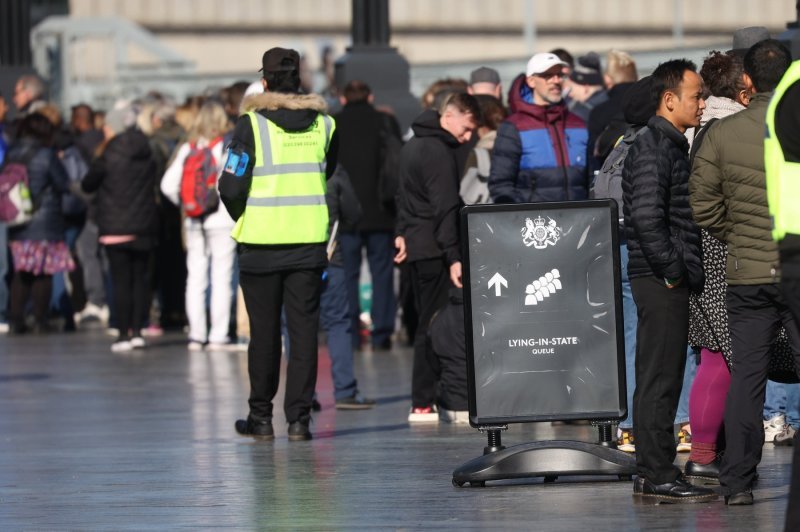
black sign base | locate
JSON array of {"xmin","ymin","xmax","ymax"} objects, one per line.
[{"xmin": 452, "ymin": 440, "xmax": 636, "ymax": 487}]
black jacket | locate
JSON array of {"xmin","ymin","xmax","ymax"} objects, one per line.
[
  {"xmin": 7, "ymin": 140, "xmax": 70, "ymax": 242},
  {"xmin": 81, "ymin": 128, "xmax": 159, "ymax": 238},
  {"xmin": 587, "ymin": 81, "xmax": 636, "ymax": 175},
  {"xmin": 326, "ymin": 166, "xmax": 362, "ymax": 267},
  {"xmin": 218, "ymin": 91, "xmax": 339, "ymax": 274},
  {"xmin": 622, "ymin": 115, "xmax": 704, "ymax": 291},
  {"xmin": 333, "ymin": 101, "xmax": 397, "ymax": 232},
  {"xmin": 396, "ymin": 109, "xmax": 462, "ymax": 265}
]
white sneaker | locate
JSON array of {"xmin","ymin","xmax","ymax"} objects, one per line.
[
  {"xmin": 439, "ymin": 408, "xmax": 470, "ymax": 424},
  {"xmin": 765, "ymin": 414, "xmax": 786, "ymax": 443},
  {"xmin": 775, "ymin": 425, "xmax": 797, "ymax": 446},
  {"xmin": 207, "ymin": 342, "xmax": 238, "ymax": 352},
  {"xmin": 111, "ymin": 340, "xmax": 134, "ymax": 353},
  {"xmin": 76, "ymin": 303, "xmax": 109, "ymax": 324},
  {"xmin": 408, "ymin": 405, "xmax": 439, "ymax": 423},
  {"xmin": 130, "ymin": 337, "xmax": 146, "ymax": 349},
  {"xmin": 0, "ymin": 322, "xmax": 9, "ymax": 334},
  {"xmin": 188, "ymin": 341, "xmax": 205, "ymax": 352}
]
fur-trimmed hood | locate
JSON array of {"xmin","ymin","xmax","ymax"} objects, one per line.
[
  {"xmin": 240, "ymin": 91, "xmax": 328, "ymax": 132},
  {"xmin": 241, "ymin": 92, "xmax": 327, "ymax": 114}
]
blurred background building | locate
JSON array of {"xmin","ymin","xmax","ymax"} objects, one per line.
[{"xmin": 1, "ymin": 0, "xmax": 798, "ymax": 124}]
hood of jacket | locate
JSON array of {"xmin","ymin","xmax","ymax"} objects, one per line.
[
  {"xmin": 410, "ymin": 109, "xmax": 460, "ymax": 147},
  {"xmin": 106, "ymin": 128, "xmax": 153, "ymax": 161},
  {"xmin": 241, "ymin": 91, "xmax": 328, "ymax": 131},
  {"xmin": 624, "ymin": 76, "xmax": 657, "ymax": 126},
  {"xmin": 507, "ymin": 74, "xmax": 569, "ymax": 125}
]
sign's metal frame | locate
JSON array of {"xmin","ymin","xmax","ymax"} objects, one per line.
[{"xmin": 460, "ymin": 199, "xmax": 627, "ymax": 427}]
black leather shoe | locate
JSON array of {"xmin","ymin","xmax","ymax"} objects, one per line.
[
  {"xmin": 288, "ymin": 417, "xmax": 312, "ymax": 441},
  {"xmin": 335, "ymin": 393, "xmax": 376, "ymax": 410},
  {"xmin": 725, "ymin": 490, "xmax": 753, "ymax": 505},
  {"xmin": 684, "ymin": 459, "xmax": 720, "ymax": 485},
  {"xmin": 632, "ymin": 476, "xmax": 717, "ymax": 503},
  {"xmin": 235, "ymin": 417, "xmax": 274, "ymax": 439}
]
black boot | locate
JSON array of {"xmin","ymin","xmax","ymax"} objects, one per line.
[
  {"xmin": 288, "ymin": 416, "xmax": 312, "ymax": 441},
  {"xmin": 684, "ymin": 458, "xmax": 720, "ymax": 485},
  {"xmin": 235, "ymin": 416, "xmax": 274, "ymax": 440}
]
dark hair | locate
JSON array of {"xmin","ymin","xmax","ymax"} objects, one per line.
[
  {"xmin": 16, "ymin": 112, "xmax": 56, "ymax": 146},
  {"xmin": 651, "ymin": 58, "xmax": 697, "ymax": 104},
  {"xmin": 474, "ymin": 94, "xmax": 507, "ymax": 130},
  {"xmin": 442, "ymin": 92, "xmax": 482, "ymax": 122},
  {"xmin": 699, "ymin": 51, "xmax": 745, "ymax": 100},
  {"xmin": 224, "ymin": 81, "xmax": 251, "ymax": 115},
  {"xmin": 264, "ymin": 60, "xmax": 301, "ymax": 94},
  {"xmin": 342, "ymin": 80, "xmax": 371, "ymax": 104},
  {"xmin": 549, "ymin": 48, "xmax": 575, "ymax": 69},
  {"xmin": 744, "ymin": 39, "xmax": 791, "ymax": 93}
]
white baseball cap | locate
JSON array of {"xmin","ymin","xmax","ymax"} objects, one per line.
[{"xmin": 526, "ymin": 53, "xmax": 569, "ymax": 77}]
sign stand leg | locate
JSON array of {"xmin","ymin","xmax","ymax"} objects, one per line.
[{"xmin": 484, "ymin": 429, "xmax": 506, "ymax": 455}]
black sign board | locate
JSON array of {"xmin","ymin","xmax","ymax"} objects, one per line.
[{"xmin": 461, "ymin": 200, "xmax": 626, "ymax": 426}]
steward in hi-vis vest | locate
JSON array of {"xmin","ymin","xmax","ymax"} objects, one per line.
[
  {"xmin": 766, "ymin": 60, "xmax": 800, "ymax": 529},
  {"xmin": 219, "ymin": 47, "xmax": 339, "ymax": 442}
]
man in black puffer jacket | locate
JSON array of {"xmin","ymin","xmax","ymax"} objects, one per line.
[{"xmin": 622, "ymin": 59, "xmax": 711, "ymax": 504}]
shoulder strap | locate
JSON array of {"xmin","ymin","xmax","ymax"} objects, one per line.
[{"xmin": 689, "ymin": 117, "xmax": 719, "ymax": 165}]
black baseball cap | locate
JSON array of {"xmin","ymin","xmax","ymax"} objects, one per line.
[{"xmin": 259, "ymin": 47, "xmax": 300, "ymax": 74}]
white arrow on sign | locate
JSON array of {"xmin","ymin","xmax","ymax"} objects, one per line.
[{"xmin": 488, "ymin": 272, "xmax": 508, "ymax": 297}]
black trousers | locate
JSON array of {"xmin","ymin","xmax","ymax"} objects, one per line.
[
  {"xmin": 410, "ymin": 258, "xmax": 450, "ymax": 408},
  {"xmin": 9, "ymin": 271, "xmax": 52, "ymax": 328},
  {"xmin": 781, "ymin": 275, "xmax": 800, "ymax": 531},
  {"xmin": 239, "ymin": 268, "xmax": 322, "ymax": 423},
  {"xmin": 630, "ymin": 275, "xmax": 689, "ymax": 484},
  {"xmin": 720, "ymin": 283, "xmax": 800, "ymax": 496},
  {"xmin": 105, "ymin": 244, "xmax": 151, "ymax": 340}
]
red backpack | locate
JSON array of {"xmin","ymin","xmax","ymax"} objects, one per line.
[{"xmin": 180, "ymin": 137, "xmax": 222, "ymax": 218}]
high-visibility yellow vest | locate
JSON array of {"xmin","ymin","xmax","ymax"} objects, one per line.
[
  {"xmin": 766, "ymin": 61, "xmax": 800, "ymax": 241},
  {"xmin": 231, "ymin": 111, "xmax": 335, "ymax": 244}
]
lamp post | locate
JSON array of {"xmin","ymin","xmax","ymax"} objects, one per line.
[
  {"xmin": 335, "ymin": 0, "xmax": 420, "ymax": 130},
  {"xmin": 778, "ymin": 1, "xmax": 800, "ymax": 59}
]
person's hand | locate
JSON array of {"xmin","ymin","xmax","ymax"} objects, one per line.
[
  {"xmin": 394, "ymin": 236, "xmax": 407, "ymax": 264},
  {"xmin": 450, "ymin": 261, "xmax": 463, "ymax": 288}
]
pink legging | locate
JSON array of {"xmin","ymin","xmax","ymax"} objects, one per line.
[{"xmin": 689, "ymin": 348, "xmax": 731, "ymax": 445}]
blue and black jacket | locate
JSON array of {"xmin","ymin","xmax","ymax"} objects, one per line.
[{"xmin": 489, "ymin": 74, "xmax": 589, "ymax": 204}]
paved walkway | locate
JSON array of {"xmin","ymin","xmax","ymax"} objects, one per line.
[{"xmin": 0, "ymin": 330, "xmax": 791, "ymax": 530}]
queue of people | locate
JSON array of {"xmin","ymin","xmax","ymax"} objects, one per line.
[{"xmin": 2, "ymin": 31, "xmax": 800, "ymax": 519}]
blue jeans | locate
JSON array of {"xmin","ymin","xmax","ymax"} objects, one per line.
[
  {"xmin": 619, "ymin": 244, "xmax": 637, "ymax": 429},
  {"xmin": 0, "ymin": 222, "xmax": 7, "ymax": 323},
  {"xmin": 50, "ymin": 225, "xmax": 82, "ymax": 323},
  {"xmin": 674, "ymin": 348, "xmax": 697, "ymax": 426},
  {"xmin": 320, "ymin": 265, "xmax": 358, "ymax": 400},
  {"xmin": 765, "ymin": 381, "xmax": 800, "ymax": 428},
  {"xmin": 340, "ymin": 231, "xmax": 396, "ymax": 347}
]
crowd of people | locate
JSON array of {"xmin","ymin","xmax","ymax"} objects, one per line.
[{"xmin": 2, "ymin": 25, "xmax": 800, "ymax": 516}]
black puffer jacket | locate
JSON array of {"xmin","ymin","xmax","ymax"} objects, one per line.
[
  {"xmin": 81, "ymin": 128, "xmax": 158, "ymax": 237},
  {"xmin": 395, "ymin": 109, "xmax": 462, "ymax": 265},
  {"xmin": 622, "ymin": 115, "xmax": 704, "ymax": 291},
  {"xmin": 7, "ymin": 139, "xmax": 70, "ymax": 242}
]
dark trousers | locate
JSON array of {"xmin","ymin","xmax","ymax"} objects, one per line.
[
  {"xmin": 105, "ymin": 244, "xmax": 151, "ymax": 340},
  {"xmin": 410, "ymin": 258, "xmax": 450, "ymax": 408},
  {"xmin": 720, "ymin": 284, "xmax": 800, "ymax": 496},
  {"xmin": 630, "ymin": 275, "xmax": 689, "ymax": 484},
  {"xmin": 781, "ymin": 275, "xmax": 800, "ymax": 531},
  {"xmin": 340, "ymin": 231, "xmax": 397, "ymax": 348},
  {"xmin": 239, "ymin": 269, "xmax": 322, "ymax": 423},
  {"xmin": 9, "ymin": 271, "xmax": 52, "ymax": 328}
]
